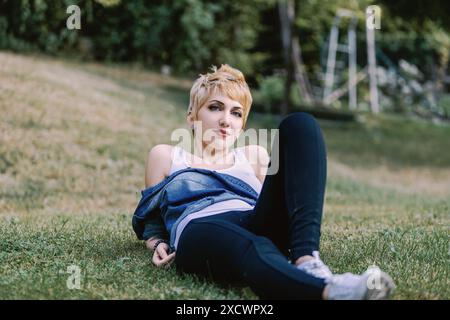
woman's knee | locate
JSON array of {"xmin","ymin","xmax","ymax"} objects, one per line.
[
  {"xmin": 278, "ymin": 112, "xmax": 321, "ymax": 142},
  {"xmin": 279, "ymin": 112, "xmax": 318, "ymax": 132}
]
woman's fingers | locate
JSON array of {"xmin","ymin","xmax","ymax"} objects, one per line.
[
  {"xmin": 157, "ymin": 246, "xmax": 168, "ymax": 259},
  {"xmin": 152, "ymin": 251, "xmax": 176, "ymax": 268},
  {"xmin": 153, "ymin": 254, "xmax": 166, "ymax": 267},
  {"xmin": 168, "ymin": 252, "xmax": 176, "ymax": 260},
  {"xmin": 162, "ymin": 252, "xmax": 176, "ymax": 268},
  {"xmin": 160, "ymin": 252, "xmax": 175, "ymax": 264}
]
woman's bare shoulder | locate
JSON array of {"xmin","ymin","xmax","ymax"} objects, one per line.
[
  {"xmin": 145, "ymin": 144, "xmax": 174, "ymax": 188},
  {"xmin": 149, "ymin": 144, "xmax": 174, "ymax": 157}
]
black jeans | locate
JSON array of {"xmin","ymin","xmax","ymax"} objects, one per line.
[{"xmin": 175, "ymin": 112, "xmax": 328, "ymax": 299}]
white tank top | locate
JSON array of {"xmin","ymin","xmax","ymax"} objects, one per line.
[
  {"xmin": 169, "ymin": 145, "xmax": 262, "ymax": 193},
  {"xmin": 169, "ymin": 145, "xmax": 263, "ymax": 249}
]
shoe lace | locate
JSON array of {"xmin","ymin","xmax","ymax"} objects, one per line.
[{"xmin": 296, "ymin": 251, "xmax": 333, "ymax": 280}]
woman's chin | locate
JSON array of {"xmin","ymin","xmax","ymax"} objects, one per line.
[{"xmin": 206, "ymin": 136, "xmax": 235, "ymax": 150}]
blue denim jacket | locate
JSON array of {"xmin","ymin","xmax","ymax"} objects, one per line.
[{"xmin": 132, "ymin": 168, "xmax": 259, "ymax": 253}]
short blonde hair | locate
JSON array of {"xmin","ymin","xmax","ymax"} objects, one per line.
[{"xmin": 188, "ymin": 64, "xmax": 252, "ymax": 129}]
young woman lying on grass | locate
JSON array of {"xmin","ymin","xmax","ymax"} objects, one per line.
[{"xmin": 132, "ymin": 64, "xmax": 395, "ymax": 299}]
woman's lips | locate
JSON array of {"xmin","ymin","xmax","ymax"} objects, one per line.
[{"xmin": 216, "ymin": 129, "xmax": 231, "ymax": 137}]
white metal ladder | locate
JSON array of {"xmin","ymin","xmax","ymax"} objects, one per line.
[{"xmin": 323, "ymin": 9, "xmax": 358, "ymax": 110}]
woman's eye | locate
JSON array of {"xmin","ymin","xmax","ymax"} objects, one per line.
[
  {"xmin": 232, "ymin": 112, "xmax": 242, "ymax": 118},
  {"xmin": 209, "ymin": 105, "xmax": 220, "ymax": 111}
]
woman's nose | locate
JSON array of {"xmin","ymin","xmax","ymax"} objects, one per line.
[{"xmin": 220, "ymin": 113, "xmax": 231, "ymax": 126}]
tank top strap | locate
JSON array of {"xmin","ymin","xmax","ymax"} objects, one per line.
[
  {"xmin": 233, "ymin": 146, "xmax": 251, "ymax": 167},
  {"xmin": 228, "ymin": 146, "xmax": 263, "ymax": 193},
  {"xmin": 169, "ymin": 145, "xmax": 188, "ymax": 175}
]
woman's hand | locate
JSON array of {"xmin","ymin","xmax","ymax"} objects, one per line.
[{"xmin": 151, "ymin": 242, "xmax": 176, "ymax": 268}]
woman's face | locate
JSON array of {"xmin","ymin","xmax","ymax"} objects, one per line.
[{"xmin": 188, "ymin": 93, "xmax": 244, "ymax": 151}]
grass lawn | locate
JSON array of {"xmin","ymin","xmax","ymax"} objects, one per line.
[{"xmin": 0, "ymin": 51, "xmax": 448, "ymax": 299}]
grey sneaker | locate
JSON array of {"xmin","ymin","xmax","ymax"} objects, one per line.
[
  {"xmin": 296, "ymin": 251, "xmax": 333, "ymax": 280},
  {"xmin": 326, "ymin": 266, "xmax": 396, "ymax": 300}
]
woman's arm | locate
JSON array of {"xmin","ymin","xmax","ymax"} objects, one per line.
[
  {"xmin": 145, "ymin": 144, "xmax": 173, "ymax": 188},
  {"xmin": 144, "ymin": 144, "xmax": 176, "ymax": 268}
]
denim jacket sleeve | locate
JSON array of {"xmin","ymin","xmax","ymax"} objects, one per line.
[
  {"xmin": 132, "ymin": 175, "xmax": 169, "ymax": 241},
  {"xmin": 142, "ymin": 207, "xmax": 169, "ymax": 241}
]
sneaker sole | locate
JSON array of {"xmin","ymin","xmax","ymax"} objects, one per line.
[{"xmin": 364, "ymin": 271, "xmax": 396, "ymax": 300}]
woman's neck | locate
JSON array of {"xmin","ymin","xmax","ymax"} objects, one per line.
[{"xmin": 192, "ymin": 139, "xmax": 232, "ymax": 165}]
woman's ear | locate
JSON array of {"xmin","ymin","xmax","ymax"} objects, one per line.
[
  {"xmin": 187, "ymin": 113, "xmax": 197, "ymax": 131},
  {"xmin": 186, "ymin": 114, "xmax": 193, "ymax": 127}
]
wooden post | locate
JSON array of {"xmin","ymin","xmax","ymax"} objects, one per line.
[
  {"xmin": 348, "ymin": 19, "xmax": 357, "ymax": 110},
  {"xmin": 366, "ymin": 26, "xmax": 380, "ymax": 113}
]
